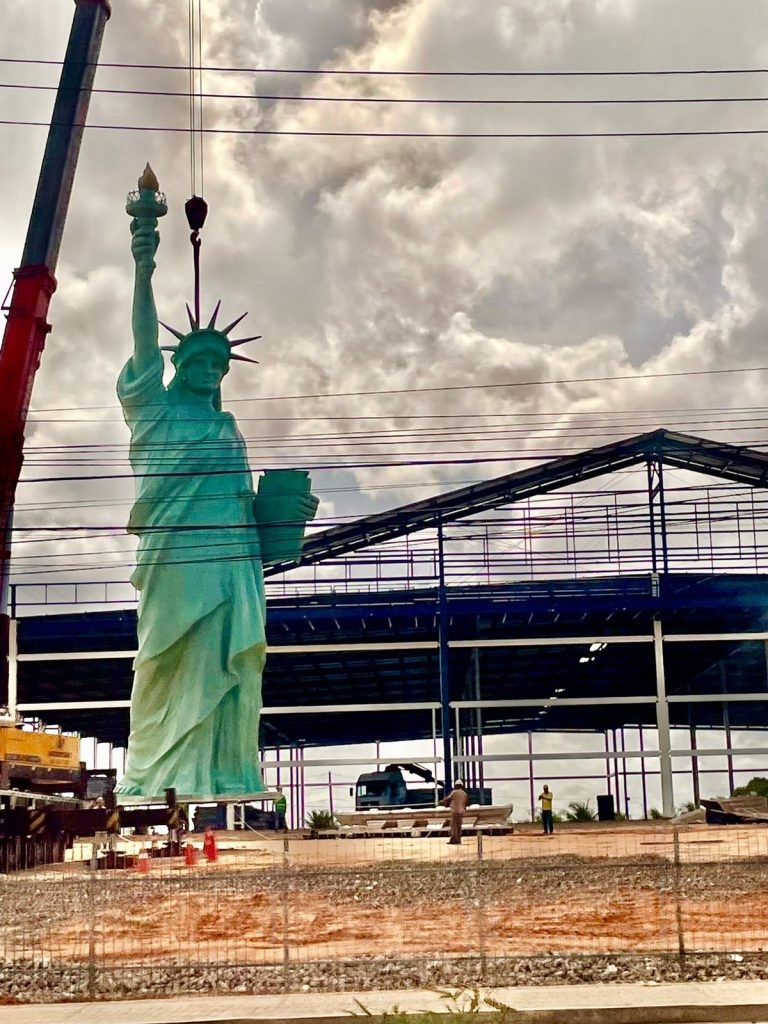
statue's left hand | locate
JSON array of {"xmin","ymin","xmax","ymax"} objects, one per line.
[
  {"xmin": 253, "ymin": 491, "xmax": 319, "ymax": 524},
  {"xmin": 298, "ymin": 492, "xmax": 319, "ymax": 522}
]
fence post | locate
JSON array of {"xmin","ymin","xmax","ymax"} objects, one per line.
[
  {"xmin": 281, "ymin": 836, "xmax": 290, "ymax": 991},
  {"xmin": 672, "ymin": 827, "xmax": 686, "ymax": 962},
  {"xmin": 87, "ymin": 839, "xmax": 98, "ymax": 999},
  {"xmin": 475, "ymin": 831, "xmax": 486, "ymax": 981}
]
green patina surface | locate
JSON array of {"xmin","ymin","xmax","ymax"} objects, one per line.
[{"xmin": 116, "ymin": 171, "xmax": 316, "ymax": 797}]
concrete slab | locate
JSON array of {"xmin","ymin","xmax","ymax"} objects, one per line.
[{"xmin": 0, "ymin": 981, "xmax": 766, "ymax": 1024}]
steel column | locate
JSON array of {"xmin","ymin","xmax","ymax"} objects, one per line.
[
  {"xmin": 639, "ymin": 725, "xmax": 649, "ymax": 819},
  {"xmin": 453, "ymin": 705, "xmax": 463, "ymax": 772},
  {"xmin": 299, "ymin": 746, "xmax": 306, "ymax": 828},
  {"xmin": 437, "ymin": 522, "xmax": 453, "ymax": 790},
  {"xmin": 604, "ymin": 731, "xmax": 612, "ymax": 796},
  {"xmin": 621, "ymin": 726, "xmax": 630, "ymax": 817},
  {"xmin": 720, "ymin": 663, "xmax": 736, "ymax": 795},
  {"xmin": 653, "ymin": 618, "xmax": 675, "ymax": 817},
  {"xmin": 430, "ymin": 709, "xmax": 438, "ymax": 804},
  {"xmin": 527, "ymin": 731, "xmax": 535, "ymax": 820},
  {"xmin": 724, "ymin": 716, "xmax": 736, "ymax": 795},
  {"xmin": 6, "ymin": 618, "xmax": 17, "ymax": 719},
  {"xmin": 690, "ymin": 724, "xmax": 700, "ymax": 807},
  {"xmin": 657, "ymin": 460, "xmax": 670, "ymax": 574},
  {"xmin": 473, "ymin": 649, "xmax": 485, "ymax": 792},
  {"xmin": 288, "ymin": 747, "xmax": 295, "ymax": 829},
  {"xmin": 646, "ymin": 456, "xmax": 670, "ymax": 575}
]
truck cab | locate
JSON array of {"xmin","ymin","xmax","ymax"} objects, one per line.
[
  {"xmin": 355, "ymin": 764, "xmax": 445, "ymax": 810},
  {"xmin": 355, "ymin": 770, "xmax": 408, "ymax": 809}
]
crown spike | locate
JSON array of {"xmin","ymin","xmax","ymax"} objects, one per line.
[
  {"xmin": 222, "ymin": 311, "xmax": 248, "ymax": 336},
  {"xmin": 230, "ymin": 335, "xmax": 262, "ymax": 347},
  {"xmin": 160, "ymin": 345, "xmax": 179, "ymax": 353},
  {"xmin": 230, "ymin": 353, "xmax": 260, "ymax": 364},
  {"xmin": 207, "ymin": 299, "xmax": 222, "ymax": 329},
  {"xmin": 185, "ymin": 303, "xmax": 198, "ymax": 330},
  {"xmin": 159, "ymin": 321, "xmax": 186, "ymax": 341}
]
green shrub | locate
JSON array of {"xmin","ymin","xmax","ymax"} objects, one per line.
[
  {"xmin": 648, "ymin": 807, "xmax": 664, "ymax": 819},
  {"xmin": 564, "ymin": 800, "xmax": 597, "ymax": 822},
  {"xmin": 353, "ymin": 988, "xmax": 520, "ymax": 1022},
  {"xmin": 305, "ymin": 810, "xmax": 338, "ymax": 831},
  {"xmin": 732, "ymin": 777, "xmax": 768, "ymax": 798}
]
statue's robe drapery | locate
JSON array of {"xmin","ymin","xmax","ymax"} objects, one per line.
[{"xmin": 116, "ymin": 351, "xmax": 265, "ymax": 796}]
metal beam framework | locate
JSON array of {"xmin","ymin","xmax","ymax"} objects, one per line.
[
  {"xmin": 266, "ymin": 429, "xmax": 768, "ymax": 575},
  {"xmin": 10, "ymin": 425, "xmax": 768, "ymax": 815},
  {"xmin": 11, "ymin": 621, "xmax": 768, "ymax": 815}
]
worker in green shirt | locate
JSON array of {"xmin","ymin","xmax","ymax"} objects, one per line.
[{"xmin": 274, "ymin": 786, "xmax": 288, "ymax": 832}]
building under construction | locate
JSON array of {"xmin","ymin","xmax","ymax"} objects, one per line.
[{"xmin": 5, "ymin": 428, "xmax": 768, "ymax": 824}]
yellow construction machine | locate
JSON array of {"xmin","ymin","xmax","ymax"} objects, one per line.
[{"xmin": 0, "ymin": 715, "xmax": 83, "ymax": 794}]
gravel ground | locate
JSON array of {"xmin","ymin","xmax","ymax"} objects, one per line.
[
  {"xmin": 1, "ymin": 853, "xmax": 767, "ymax": 1003},
  {"xmin": 1, "ymin": 953, "xmax": 768, "ymax": 1004}
]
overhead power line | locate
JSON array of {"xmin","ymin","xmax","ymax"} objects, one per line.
[
  {"xmin": 5, "ymin": 118, "xmax": 768, "ymax": 140},
  {"xmin": 4, "ymin": 56, "xmax": 768, "ymax": 77},
  {"xmin": 17, "ymin": 418, "xmax": 768, "ymax": 464},
  {"xmin": 8, "ymin": 479, "xmax": 759, "ymax": 517},
  {"xmin": 20, "ymin": 409, "xmax": 768, "ymax": 441},
  {"xmin": 8, "ymin": 437, "xmax": 768, "ymax": 487},
  {"xmin": 16, "ymin": 421, "xmax": 768, "ymax": 470},
  {"xmin": 14, "ymin": 364, "xmax": 768, "ymax": 418},
  {"xmin": 23, "ymin": 401, "xmax": 768, "ymax": 418},
  {"xmin": 8, "ymin": 480, "xmax": 759, "ymax": 526},
  {"xmin": 7, "ymin": 82, "xmax": 768, "ymax": 105},
  {"xmin": 10, "ymin": 481, "xmax": 763, "ymax": 538}
]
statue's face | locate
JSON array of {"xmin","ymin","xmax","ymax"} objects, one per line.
[{"xmin": 180, "ymin": 353, "xmax": 229, "ymax": 394}]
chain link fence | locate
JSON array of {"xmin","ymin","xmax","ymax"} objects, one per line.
[{"xmin": 0, "ymin": 824, "xmax": 767, "ymax": 1003}]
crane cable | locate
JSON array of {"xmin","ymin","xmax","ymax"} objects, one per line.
[{"xmin": 188, "ymin": 0, "xmax": 204, "ymax": 198}]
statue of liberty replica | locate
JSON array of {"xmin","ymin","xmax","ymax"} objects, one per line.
[{"xmin": 116, "ymin": 166, "xmax": 317, "ymax": 797}]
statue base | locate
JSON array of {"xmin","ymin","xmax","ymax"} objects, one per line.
[{"xmin": 116, "ymin": 790, "xmax": 280, "ymax": 806}]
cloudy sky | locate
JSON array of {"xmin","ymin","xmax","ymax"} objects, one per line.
[
  {"xmin": 4, "ymin": 0, "xmax": 768, "ymax": 812},
  {"xmin": 5, "ymin": 0, "xmax": 768, "ymax": 550}
]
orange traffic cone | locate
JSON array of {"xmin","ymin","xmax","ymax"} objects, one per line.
[
  {"xmin": 136, "ymin": 848, "xmax": 150, "ymax": 874},
  {"xmin": 184, "ymin": 842, "xmax": 198, "ymax": 866},
  {"xmin": 203, "ymin": 827, "xmax": 218, "ymax": 863}
]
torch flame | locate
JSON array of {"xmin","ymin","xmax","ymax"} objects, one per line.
[{"xmin": 138, "ymin": 163, "xmax": 159, "ymax": 192}]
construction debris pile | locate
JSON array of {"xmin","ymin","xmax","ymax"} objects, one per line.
[{"xmin": 701, "ymin": 796, "xmax": 768, "ymax": 825}]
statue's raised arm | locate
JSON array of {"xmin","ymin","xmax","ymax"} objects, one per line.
[
  {"xmin": 125, "ymin": 164, "xmax": 166, "ymax": 374},
  {"xmin": 130, "ymin": 218, "xmax": 160, "ymax": 371}
]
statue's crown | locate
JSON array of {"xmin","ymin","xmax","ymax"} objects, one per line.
[{"xmin": 159, "ymin": 301, "xmax": 261, "ymax": 367}]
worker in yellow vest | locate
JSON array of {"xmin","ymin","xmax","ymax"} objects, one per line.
[
  {"xmin": 539, "ymin": 784, "xmax": 554, "ymax": 835},
  {"xmin": 274, "ymin": 787, "xmax": 288, "ymax": 832}
]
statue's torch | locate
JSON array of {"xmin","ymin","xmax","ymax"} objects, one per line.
[{"xmin": 126, "ymin": 163, "xmax": 167, "ymax": 270}]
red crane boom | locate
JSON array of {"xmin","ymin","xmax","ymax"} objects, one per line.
[{"xmin": 0, "ymin": 0, "xmax": 111, "ymax": 690}]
